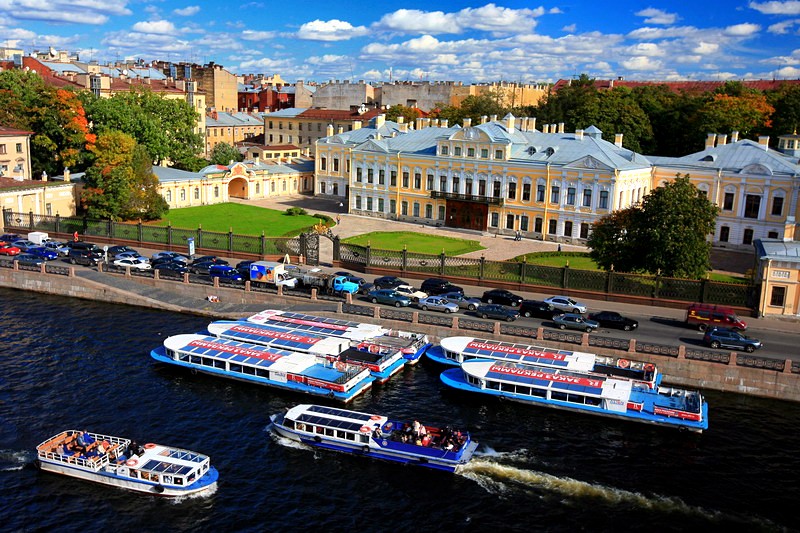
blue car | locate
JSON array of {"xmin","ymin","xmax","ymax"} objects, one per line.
[
  {"xmin": 208, "ymin": 264, "xmax": 243, "ymax": 282},
  {"xmin": 367, "ymin": 289, "xmax": 411, "ymax": 307},
  {"xmin": 26, "ymin": 246, "xmax": 59, "ymax": 261}
]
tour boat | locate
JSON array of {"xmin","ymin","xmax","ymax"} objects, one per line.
[
  {"xmin": 427, "ymin": 336, "xmax": 661, "ymax": 388},
  {"xmin": 270, "ymin": 404, "xmax": 479, "ymax": 472},
  {"xmin": 246, "ymin": 309, "xmax": 431, "ymax": 364},
  {"xmin": 36, "ymin": 430, "xmax": 218, "ymax": 497},
  {"xmin": 440, "ymin": 359, "xmax": 708, "ymax": 432},
  {"xmin": 151, "ymin": 334, "xmax": 374, "ymax": 402},
  {"xmin": 207, "ymin": 320, "xmax": 406, "ymax": 383}
]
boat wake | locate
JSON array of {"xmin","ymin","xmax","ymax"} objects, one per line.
[
  {"xmin": 0, "ymin": 449, "xmax": 34, "ymax": 472},
  {"xmin": 459, "ymin": 456, "xmax": 717, "ymax": 520},
  {"xmin": 267, "ymin": 430, "xmax": 311, "ymax": 452}
]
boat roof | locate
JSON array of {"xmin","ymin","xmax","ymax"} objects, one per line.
[
  {"xmin": 462, "ymin": 359, "xmax": 631, "ymax": 400},
  {"xmin": 164, "ymin": 334, "xmax": 297, "ymax": 369},
  {"xmin": 207, "ymin": 321, "xmax": 350, "ymax": 355},
  {"xmin": 285, "ymin": 404, "xmax": 384, "ymax": 430},
  {"xmin": 440, "ymin": 336, "xmax": 597, "ymax": 372},
  {"xmin": 136, "ymin": 443, "xmax": 209, "ymax": 477},
  {"xmin": 247, "ymin": 309, "xmax": 385, "ymax": 340}
]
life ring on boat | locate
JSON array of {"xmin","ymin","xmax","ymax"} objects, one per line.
[
  {"xmin": 144, "ymin": 443, "xmax": 156, "ymax": 449},
  {"xmin": 644, "ymin": 363, "xmax": 655, "ymax": 372},
  {"xmin": 370, "ymin": 415, "xmax": 381, "ymax": 421},
  {"xmin": 359, "ymin": 426, "xmax": 371, "ymax": 433},
  {"xmin": 314, "ymin": 436, "xmax": 322, "ymax": 443},
  {"xmin": 126, "ymin": 459, "xmax": 138, "ymax": 467},
  {"xmin": 368, "ymin": 345, "xmax": 380, "ymax": 354},
  {"xmin": 617, "ymin": 359, "xmax": 630, "ymax": 369},
  {"xmin": 335, "ymin": 361, "xmax": 346, "ymax": 372},
  {"xmin": 362, "ymin": 446, "xmax": 370, "ymax": 453}
]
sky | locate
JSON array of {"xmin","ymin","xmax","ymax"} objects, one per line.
[{"xmin": 1, "ymin": 0, "xmax": 800, "ymax": 84}]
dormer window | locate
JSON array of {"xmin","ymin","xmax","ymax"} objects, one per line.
[
  {"xmin": 441, "ymin": 145, "xmax": 449, "ymax": 155},
  {"xmin": 467, "ymin": 147, "xmax": 475, "ymax": 157},
  {"xmin": 454, "ymin": 146, "xmax": 462, "ymax": 156},
  {"xmin": 495, "ymin": 149, "xmax": 503, "ymax": 159}
]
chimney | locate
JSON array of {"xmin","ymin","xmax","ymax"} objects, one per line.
[
  {"xmin": 543, "ymin": 124, "xmax": 550, "ymax": 133},
  {"xmin": 353, "ymin": 121, "xmax": 362, "ymax": 131},
  {"xmin": 440, "ymin": 119, "xmax": 448, "ymax": 128},
  {"xmin": 558, "ymin": 123, "xmax": 565, "ymax": 133},
  {"xmin": 504, "ymin": 114, "xmax": 515, "ymax": 132},
  {"xmin": 731, "ymin": 131, "xmax": 739, "ymax": 143},
  {"xmin": 530, "ymin": 117, "xmax": 537, "ymax": 131},
  {"xmin": 614, "ymin": 133, "xmax": 623, "ymax": 147},
  {"xmin": 432, "ymin": 119, "xmax": 439, "ymax": 127},
  {"xmin": 63, "ymin": 168, "xmax": 71, "ymax": 182},
  {"xmin": 705, "ymin": 133, "xmax": 716, "ymax": 149},
  {"xmin": 576, "ymin": 129, "xmax": 584, "ymax": 140},
  {"xmin": 758, "ymin": 135, "xmax": 770, "ymax": 149},
  {"xmin": 463, "ymin": 118, "xmax": 471, "ymax": 128},
  {"xmin": 397, "ymin": 116, "xmax": 404, "ymax": 124},
  {"xmin": 717, "ymin": 134, "xmax": 727, "ymax": 146},
  {"xmin": 375, "ymin": 114, "xmax": 385, "ymax": 129},
  {"xmin": 326, "ymin": 124, "xmax": 334, "ymax": 137},
  {"xmin": 399, "ymin": 123, "xmax": 408, "ymax": 133},
  {"xmin": 490, "ymin": 114, "xmax": 497, "ymax": 122},
  {"xmin": 338, "ymin": 126, "xmax": 344, "ymax": 134},
  {"xmin": 416, "ymin": 118, "xmax": 424, "ymax": 130}
]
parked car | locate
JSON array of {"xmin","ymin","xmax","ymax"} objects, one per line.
[
  {"xmin": 66, "ymin": 241, "xmax": 102, "ymax": 255},
  {"xmin": 481, "ymin": 289, "xmax": 523, "ymax": 307},
  {"xmin": 588, "ymin": 311, "xmax": 639, "ymax": 331},
  {"xmin": 475, "ymin": 304, "xmax": 520, "ymax": 322},
  {"xmin": 113, "ymin": 257, "xmax": 152, "ymax": 271},
  {"xmin": 190, "ymin": 255, "xmax": 228, "ymax": 266},
  {"xmin": 686, "ymin": 303, "xmax": 747, "ymax": 332},
  {"xmin": 0, "ymin": 233, "xmax": 20, "ymax": 243},
  {"xmin": 236, "ymin": 260, "xmax": 257, "ymax": 277},
  {"xmin": 552, "ymin": 313, "xmax": 599, "ymax": 332},
  {"xmin": 703, "ymin": 327, "xmax": 762, "ymax": 352},
  {"xmin": 152, "ymin": 251, "xmax": 190, "ymax": 264},
  {"xmin": 12, "ymin": 239, "xmax": 38, "ymax": 252},
  {"xmin": 42, "ymin": 240, "xmax": 69, "ymax": 256},
  {"xmin": 440, "ymin": 291, "xmax": 481, "ymax": 311},
  {"xmin": 154, "ymin": 262, "xmax": 189, "ymax": 276},
  {"xmin": 209, "ymin": 264, "xmax": 244, "ymax": 282},
  {"xmin": 188, "ymin": 261, "xmax": 217, "ymax": 275},
  {"xmin": 26, "ymin": 246, "xmax": 59, "ymax": 261},
  {"xmin": 519, "ymin": 300, "xmax": 556, "ymax": 319},
  {"xmin": 16, "ymin": 253, "xmax": 45, "ymax": 267},
  {"xmin": 68, "ymin": 249, "xmax": 102, "ymax": 266},
  {"xmin": 367, "ymin": 289, "xmax": 411, "ymax": 307},
  {"xmin": 544, "ymin": 295, "xmax": 588, "ymax": 314},
  {"xmin": 417, "ymin": 296, "xmax": 459, "ymax": 313},
  {"xmin": 393, "ymin": 284, "xmax": 427, "ymax": 302},
  {"xmin": 115, "ymin": 251, "xmax": 149, "ymax": 262},
  {"xmin": 420, "ymin": 278, "xmax": 464, "ymax": 296},
  {"xmin": 0, "ymin": 242, "xmax": 21, "ymax": 256},
  {"xmin": 334, "ymin": 271, "xmax": 368, "ymax": 286},
  {"xmin": 372, "ymin": 276, "xmax": 406, "ymax": 290},
  {"xmin": 107, "ymin": 245, "xmax": 138, "ymax": 256}
]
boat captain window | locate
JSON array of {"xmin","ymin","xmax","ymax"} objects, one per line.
[
  {"xmin": 487, "ymin": 381, "xmax": 500, "ymax": 390},
  {"xmin": 359, "ymin": 435, "xmax": 369, "ymax": 444}
]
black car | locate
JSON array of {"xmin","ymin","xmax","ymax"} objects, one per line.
[
  {"xmin": 190, "ymin": 255, "xmax": 228, "ymax": 266},
  {"xmin": 16, "ymin": 253, "xmax": 45, "ymax": 267},
  {"xmin": 373, "ymin": 276, "xmax": 406, "ymax": 290},
  {"xmin": 188, "ymin": 261, "xmax": 217, "ymax": 275},
  {"xmin": 67, "ymin": 249, "xmax": 102, "ymax": 266},
  {"xmin": 154, "ymin": 262, "xmax": 189, "ymax": 276},
  {"xmin": 107, "ymin": 245, "xmax": 138, "ymax": 256},
  {"xmin": 420, "ymin": 277, "xmax": 464, "ymax": 296},
  {"xmin": 475, "ymin": 304, "xmax": 520, "ymax": 322},
  {"xmin": 588, "ymin": 311, "xmax": 639, "ymax": 331},
  {"xmin": 236, "ymin": 260, "xmax": 256, "ymax": 277},
  {"xmin": 0, "ymin": 233, "xmax": 20, "ymax": 243},
  {"xmin": 481, "ymin": 289, "xmax": 523, "ymax": 307},
  {"xmin": 519, "ymin": 300, "xmax": 556, "ymax": 319}
]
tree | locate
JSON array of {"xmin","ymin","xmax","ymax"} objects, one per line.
[
  {"xmin": 84, "ymin": 87, "xmax": 202, "ymax": 166},
  {"xmin": 384, "ymin": 104, "xmax": 422, "ymax": 125},
  {"xmin": 209, "ymin": 142, "xmax": 242, "ymax": 165},
  {"xmin": 588, "ymin": 174, "xmax": 718, "ymax": 278},
  {"xmin": 766, "ymin": 83, "xmax": 800, "ymax": 138},
  {"xmin": 696, "ymin": 91, "xmax": 774, "ymax": 140},
  {"xmin": 430, "ymin": 91, "xmax": 508, "ymax": 126},
  {"xmin": 81, "ymin": 131, "xmax": 167, "ymax": 220},
  {"xmin": 567, "ymin": 87, "xmax": 653, "ymax": 152}
]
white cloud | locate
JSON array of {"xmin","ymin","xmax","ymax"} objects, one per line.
[
  {"xmin": 562, "ymin": 24, "xmax": 576, "ymax": 32},
  {"xmin": 674, "ymin": 55, "xmax": 702, "ymax": 64},
  {"xmin": 296, "ymin": 19, "xmax": 368, "ymax": 41},
  {"xmin": 693, "ymin": 41, "xmax": 719, "ymax": 54},
  {"xmin": 768, "ymin": 19, "xmax": 800, "ymax": 33},
  {"xmin": 174, "ymin": 6, "xmax": 200, "ymax": 16},
  {"xmin": 621, "ymin": 56, "xmax": 662, "ymax": 70},
  {"xmin": 241, "ymin": 30, "xmax": 275, "ymax": 41},
  {"xmin": 0, "ymin": 0, "xmax": 131, "ymax": 25},
  {"xmin": 131, "ymin": 20, "xmax": 177, "ymax": 35},
  {"xmin": 307, "ymin": 54, "xmax": 349, "ymax": 65},
  {"xmin": 635, "ymin": 8, "xmax": 679, "ymax": 25},
  {"xmin": 773, "ymin": 65, "xmax": 800, "ymax": 77},
  {"xmin": 625, "ymin": 42, "xmax": 665, "ymax": 56},
  {"xmin": 374, "ymin": 4, "xmax": 544, "ymax": 36},
  {"xmin": 376, "ymin": 10, "xmax": 457, "ymax": 34},
  {"xmin": 724, "ymin": 23, "xmax": 761, "ymax": 36},
  {"xmin": 749, "ymin": 1, "xmax": 800, "ymax": 15}
]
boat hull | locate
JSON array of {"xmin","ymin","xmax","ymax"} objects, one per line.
[
  {"xmin": 440, "ymin": 368, "xmax": 707, "ymax": 432},
  {"xmin": 37, "ymin": 458, "xmax": 218, "ymax": 497},
  {"xmin": 271, "ymin": 416, "xmax": 477, "ymax": 473}
]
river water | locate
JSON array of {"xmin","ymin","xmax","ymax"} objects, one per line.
[{"xmin": 0, "ymin": 288, "xmax": 797, "ymax": 532}]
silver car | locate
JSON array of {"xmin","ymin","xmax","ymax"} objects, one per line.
[
  {"xmin": 552, "ymin": 313, "xmax": 599, "ymax": 332},
  {"xmin": 417, "ymin": 296, "xmax": 459, "ymax": 313},
  {"xmin": 440, "ymin": 291, "xmax": 481, "ymax": 311},
  {"xmin": 544, "ymin": 295, "xmax": 588, "ymax": 314}
]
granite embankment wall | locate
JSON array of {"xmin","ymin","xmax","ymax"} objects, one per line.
[{"xmin": 3, "ymin": 266, "xmax": 799, "ymax": 402}]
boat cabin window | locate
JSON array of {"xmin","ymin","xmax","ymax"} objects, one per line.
[
  {"xmin": 325, "ymin": 428, "xmax": 335, "ymax": 437},
  {"xmin": 174, "ymin": 477, "xmax": 184, "ymax": 485},
  {"xmin": 255, "ymin": 368, "xmax": 269, "ymax": 378},
  {"xmin": 500, "ymin": 383, "xmax": 515, "ymax": 393},
  {"xmin": 359, "ymin": 435, "xmax": 369, "ymax": 444},
  {"xmin": 467, "ymin": 375, "xmax": 481, "ymax": 386},
  {"xmin": 201, "ymin": 357, "xmax": 215, "ymax": 367},
  {"xmin": 191, "ymin": 355, "xmax": 202, "ymax": 364},
  {"xmin": 487, "ymin": 381, "xmax": 500, "ymax": 390},
  {"xmin": 531, "ymin": 388, "xmax": 547, "ymax": 398},
  {"xmin": 230, "ymin": 363, "xmax": 243, "ymax": 373},
  {"xmin": 316, "ymin": 426, "xmax": 324, "ymax": 434},
  {"xmin": 242, "ymin": 366, "xmax": 256, "ymax": 376},
  {"xmin": 344, "ymin": 432, "xmax": 355, "ymax": 441},
  {"xmin": 213, "ymin": 360, "xmax": 225, "ymax": 369},
  {"xmin": 516, "ymin": 386, "xmax": 531, "ymax": 395},
  {"xmin": 177, "ymin": 352, "xmax": 189, "ymax": 362}
]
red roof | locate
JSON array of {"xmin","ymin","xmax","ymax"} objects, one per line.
[
  {"xmin": 0, "ymin": 177, "xmax": 49, "ymax": 190},
  {"xmin": 0, "ymin": 125, "xmax": 33, "ymax": 136}
]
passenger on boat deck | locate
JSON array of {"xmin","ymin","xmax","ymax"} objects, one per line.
[
  {"xmin": 373, "ymin": 427, "xmax": 382, "ymax": 439},
  {"xmin": 74, "ymin": 431, "xmax": 93, "ymax": 453}
]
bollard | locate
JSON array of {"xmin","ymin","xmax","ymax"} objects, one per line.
[
  {"xmin": 581, "ymin": 332, "xmax": 589, "ymax": 346},
  {"xmin": 412, "ymin": 311, "xmax": 418, "ymax": 323},
  {"xmin": 628, "ymin": 339, "xmax": 636, "ymax": 353},
  {"xmin": 677, "ymin": 345, "xmax": 686, "ymax": 359},
  {"xmin": 310, "ymin": 288, "xmax": 317, "ymax": 300}
]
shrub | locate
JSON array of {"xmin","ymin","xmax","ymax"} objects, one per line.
[
  {"xmin": 313, "ymin": 213, "xmax": 334, "ymax": 226},
  {"xmin": 285, "ymin": 207, "xmax": 307, "ymax": 216}
]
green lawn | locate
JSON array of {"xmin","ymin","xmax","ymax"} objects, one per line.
[
  {"xmin": 151, "ymin": 203, "xmax": 324, "ymax": 237},
  {"xmin": 517, "ymin": 252, "xmax": 600, "ymax": 270},
  {"xmin": 342, "ymin": 231, "xmax": 485, "ymax": 255}
]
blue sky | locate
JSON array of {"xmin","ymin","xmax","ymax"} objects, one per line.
[{"xmin": 1, "ymin": 0, "xmax": 799, "ymax": 83}]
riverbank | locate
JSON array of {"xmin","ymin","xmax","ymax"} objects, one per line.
[{"xmin": 3, "ymin": 262, "xmax": 799, "ymax": 402}]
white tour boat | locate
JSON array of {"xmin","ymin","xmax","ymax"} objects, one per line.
[
  {"xmin": 36, "ymin": 430, "xmax": 218, "ymax": 497},
  {"xmin": 271, "ymin": 404, "xmax": 479, "ymax": 472}
]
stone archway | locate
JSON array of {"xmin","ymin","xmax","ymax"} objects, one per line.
[{"xmin": 228, "ymin": 177, "xmax": 249, "ymax": 199}]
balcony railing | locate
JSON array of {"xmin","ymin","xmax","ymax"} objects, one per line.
[{"xmin": 430, "ymin": 191, "xmax": 504, "ymax": 206}]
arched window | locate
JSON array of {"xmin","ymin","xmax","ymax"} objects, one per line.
[
  {"xmin": 166, "ymin": 190, "xmax": 172, "ymax": 202},
  {"xmin": 180, "ymin": 189, "xmax": 186, "ymax": 201},
  {"xmin": 214, "ymin": 186, "xmax": 219, "ymax": 198},
  {"xmin": 194, "ymin": 188, "xmax": 200, "ymax": 200}
]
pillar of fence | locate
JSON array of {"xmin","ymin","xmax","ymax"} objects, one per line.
[
  {"xmin": 562, "ymin": 264, "xmax": 570, "ymax": 289},
  {"xmin": 520, "ymin": 258, "xmax": 527, "ymax": 283},
  {"xmin": 54, "ymin": 213, "xmax": 61, "ymax": 233},
  {"xmin": 260, "ymin": 232, "xmax": 266, "ymax": 257},
  {"xmin": 401, "ymin": 247, "xmax": 407, "ymax": 272},
  {"xmin": 366, "ymin": 245, "xmax": 372, "ymax": 267},
  {"xmin": 333, "ymin": 236, "xmax": 341, "ymax": 262},
  {"xmin": 439, "ymin": 251, "xmax": 446, "ymax": 276},
  {"xmin": 479, "ymin": 256, "xmax": 485, "ymax": 280}
]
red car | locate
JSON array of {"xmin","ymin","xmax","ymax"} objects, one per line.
[{"xmin": 0, "ymin": 242, "xmax": 21, "ymax": 256}]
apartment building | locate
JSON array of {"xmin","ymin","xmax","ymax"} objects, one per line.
[
  {"xmin": 0, "ymin": 126, "xmax": 33, "ymax": 181},
  {"xmin": 264, "ymin": 106, "xmax": 383, "ymax": 155},
  {"xmin": 205, "ymin": 111, "xmax": 264, "ymax": 154}
]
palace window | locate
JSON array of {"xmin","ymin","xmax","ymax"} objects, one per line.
[
  {"xmin": 379, "ymin": 169, "xmax": 385, "ymax": 185},
  {"xmin": 520, "ymin": 215, "xmax": 529, "ymax": 231},
  {"xmin": 548, "ymin": 219, "xmax": 557, "ymax": 234},
  {"xmin": 534, "ymin": 217, "xmax": 543, "ymax": 233},
  {"xmin": 454, "ymin": 147, "xmax": 462, "ymax": 156},
  {"xmin": 481, "ymin": 148, "xmax": 488, "ymax": 158},
  {"xmin": 367, "ymin": 169, "xmax": 374, "ymax": 184},
  {"xmin": 333, "ymin": 159, "xmax": 339, "ymax": 172},
  {"xmin": 771, "ymin": 196, "xmax": 784, "ymax": 216},
  {"xmin": 550, "ymin": 185, "xmax": 560, "ymax": 204},
  {"xmin": 414, "ymin": 172, "xmax": 421, "ymax": 189},
  {"xmin": 467, "ymin": 147, "xmax": 475, "ymax": 157},
  {"xmin": 194, "ymin": 188, "xmax": 200, "ymax": 200},
  {"xmin": 438, "ymin": 206, "xmax": 445, "ymax": 220},
  {"xmin": 413, "ymin": 202, "xmax": 420, "ymax": 217},
  {"xmin": 490, "ymin": 212, "xmax": 499, "ymax": 227},
  {"xmin": 564, "ymin": 221, "xmax": 573, "ymax": 236},
  {"xmin": 506, "ymin": 214, "xmax": 514, "ymax": 229},
  {"xmin": 580, "ymin": 223, "xmax": 589, "ymax": 239},
  {"xmin": 522, "ymin": 183, "xmax": 531, "ymax": 201},
  {"xmin": 391, "ymin": 171, "xmax": 397, "ymax": 186},
  {"xmin": 390, "ymin": 199, "xmax": 396, "ymax": 214},
  {"xmin": 599, "ymin": 191, "xmax": 609, "ymax": 209},
  {"xmin": 440, "ymin": 176, "xmax": 447, "ymax": 192},
  {"xmin": 427, "ymin": 174, "xmax": 434, "ymax": 191},
  {"xmin": 566, "ymin": 187, "xmax": 576, "ymax": 205},
  {"xmin": 720, "ymin": 226, "xmax": 730, "ymax": 242},
  {"xmin": 493, "ymin": 181, "xmax": 501, "ymax": 197},
  {"xmin": 356, "ymin": 168, "xmax": 362, "ymax": 182},
  {"xmin": 770, "ymin": 286, "xmax": 786, "ymax": 307},
  {"xmin": 536, "ymin": 184, "xmax": 545, "ymax": 202},
  {"xmin": 401, "ymin": 201, "xmax": 408, "ymax": 216},
  {"xmin": 355, "ymin": 195, "xmax": 362, "ymax": 209},
  {"xmin": 441, "ymin": 146, "xmax": 449, "ymax": 156},
  {"xmin": 508, "ymin": 182, "xmax": 516, "ymax": 200},
  {"xmin": 744, "ymin": 195, "xmax": 761, "ymax": 219},
  {"xmin": 378, "ymin": 198, "xmax": 385, "ymax": 212},
  {"xmin": 583, "ymin": 188, "xmax": 592, "ymax": 207},
  {"xmin": 425, "ymin": 204, "xmax": 433, "ymax": 218},
  {"xmin": 743, "ymin": 228, "xmax": 754, "ymax": 245},
  {"xmin": 320, "ymin": 156, "xmax": 327, "ymax": 171},
  {"xmin": 402, "ymin": 172, "xmax": 409, "ymax": 188}
]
